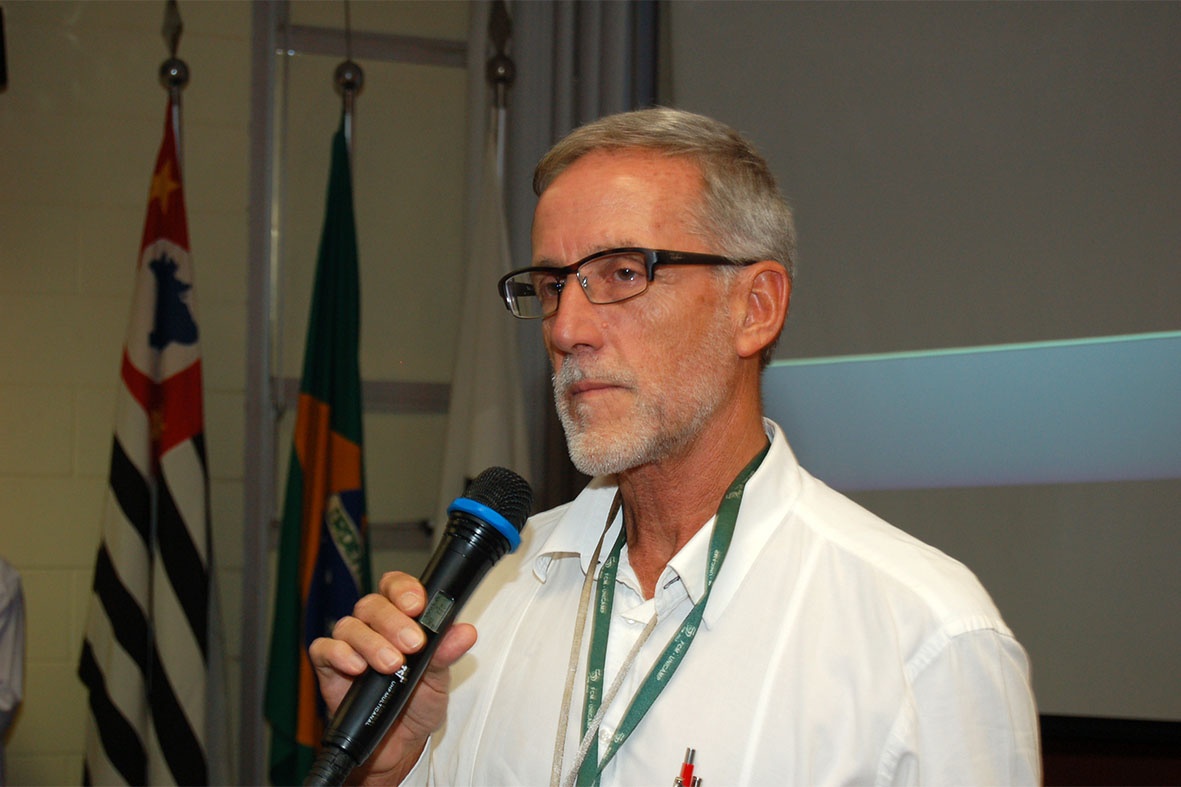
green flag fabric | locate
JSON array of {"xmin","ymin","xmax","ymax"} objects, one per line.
[{"xmin": 264, "ymin": 114, "xmax": 372, "ymax": 786}]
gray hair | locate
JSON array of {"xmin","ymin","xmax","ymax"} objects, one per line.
[{"xmin": 533, "ymin": 107, "xmax": 797, "ymax": 284}]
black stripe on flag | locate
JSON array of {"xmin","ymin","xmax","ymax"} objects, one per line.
[
  {"xmin": 148, "ymin": 643, "xmax": 208, "ymax": 785},
  {"xmin": 78, "ymin": 639, "xmax": 147, "ymax": 785},
  {"xmin": 156, "ymin": 467, "xmax": 210, "ymax": 656},
  {"xmin": 109, "ymin": 436, "xmax": 151, "ymax": 546},
  {"xmin": 92, "ymin": 545, "xmax": 150, "ymax": 675}
]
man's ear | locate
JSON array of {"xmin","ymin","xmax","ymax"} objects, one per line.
[{"xmin": 734, "ymin": 261, "xmax": 790, "ymax": 360}]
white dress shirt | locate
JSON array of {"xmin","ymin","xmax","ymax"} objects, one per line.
[{"xmin": 407, "ymin": 420, "xmax": 1040, "ymax": 785}]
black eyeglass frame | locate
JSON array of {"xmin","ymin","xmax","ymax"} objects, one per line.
[{"xmin": 497, "ymin": 247, "xmax": 756, "ymax": 319}]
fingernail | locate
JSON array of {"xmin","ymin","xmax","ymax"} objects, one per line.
[
  {"xmin": 377, "ymin": 647, "xmax": 400, "ymax": 671},
  {"xmin": 399, "ymin": 591, "xmax": 419, "ymax": 610},
  {"xmin": 399, "ymin": 627, "xmax": 425, "ymax": 651}
]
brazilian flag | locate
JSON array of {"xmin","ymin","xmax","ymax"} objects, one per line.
[{"xmin": 265, "ymin": 113, "xmax": 372, "ymax": 785}]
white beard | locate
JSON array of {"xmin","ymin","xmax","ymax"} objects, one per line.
[{"xmin": 552, "ymin": 302, "xmax": 735, "ymax": 477}]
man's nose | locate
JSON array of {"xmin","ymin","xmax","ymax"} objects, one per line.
[{"xmin": 546, "ymin": 274, "xmax": 603, "ymax": 352}]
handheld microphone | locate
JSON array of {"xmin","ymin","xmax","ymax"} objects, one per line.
[{"xmin": 304, "ymin": 466, "xmax": 533, "ymax": 786}]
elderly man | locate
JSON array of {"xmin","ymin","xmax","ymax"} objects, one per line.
[{"xmin": 311, "ymin": 108, "xmax": 1040, "ymax": 785}]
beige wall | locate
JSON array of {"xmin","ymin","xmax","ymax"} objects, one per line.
[
  {"xmin": 1, "ymin": 3, "xmax": 251, "ymax": 781},
  {"xmin": 0, "ymin": 1, "xmax": 470, "ymax": 782}
]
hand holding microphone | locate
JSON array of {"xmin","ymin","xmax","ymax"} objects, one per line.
[{"xmin": 307, "ymin": 467, "xmax": 533, "ymax": 786}]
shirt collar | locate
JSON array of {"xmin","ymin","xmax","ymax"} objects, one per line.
[
  {"xmin": 700, "ymin": 419, "xmax": 802, "ymax": 627},
  {"xmin": 531, "ymin": 477, "xmax": 712, "ymax": 601},
  {"xmin": 655, "ymin": 513, "xmax": 713, "ymax": 604},
  {"xmin": 532, "ymin": 476, "xmax": 622, "ymax": 583}
]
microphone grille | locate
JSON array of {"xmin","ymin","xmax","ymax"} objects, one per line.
[{"xmin": 465, "ymin": 467, "xmax": 534, "ymax": 532}]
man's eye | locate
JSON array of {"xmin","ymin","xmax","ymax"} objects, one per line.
[{"xmin": 538, "ymin": 278, "xmax": 563, "ymax": 297}]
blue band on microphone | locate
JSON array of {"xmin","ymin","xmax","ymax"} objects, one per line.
[{"xmin": 448, "ymin": 497, "xmax": 522, "ymax": 552}]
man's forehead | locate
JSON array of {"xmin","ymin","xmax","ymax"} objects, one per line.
[
  {"xmin": 530, "ymin": 150, "xmax": 705, "ymax": 262},
  {"xmin": 533, "ymin": 151, "xmax": 702, "ymax": 220}
]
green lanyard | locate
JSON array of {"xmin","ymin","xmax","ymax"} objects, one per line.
[{"xmin": 576, "ymin": 443, "xmax": 770, "ymax": 786}]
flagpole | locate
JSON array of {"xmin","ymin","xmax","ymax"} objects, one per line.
[
  {"xmin": 431, "ymin": 0, "xmax": 530, "ymax": 543},
  {"xmin": 335, "ymin": 0, "xmax": 363, "ymax": 158},
  {"xmin": 159, "ymin": 0, "xmax": 187, "ymax": 161},
  {"xmin": 486, "ymin": 0, "xmax": 514, "ymax": 179},
  {"xmin": 264, "ymin": 35, "xmax": 372, "ymax": 783},
  {"xmin": 160, "ymin": 59, "xmax": 188, "ymax": 153},
  {"xmin": 152, "ymin": 0, "xmax": 188, "ymax": 737},
  {"xmin": 335, "ymin": 59, "xmax": 364, "ymax": 159}
]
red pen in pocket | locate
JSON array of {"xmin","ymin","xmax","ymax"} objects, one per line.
[{"xmin": 673, "ymin": 747, "xmax": 696, "ymax": 786}]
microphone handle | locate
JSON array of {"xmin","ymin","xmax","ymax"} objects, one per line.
[{"xmin": 304, "ymin": 515, "xmax": 509, "ymax": 786}]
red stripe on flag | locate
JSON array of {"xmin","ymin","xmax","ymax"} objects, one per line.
[
  {"xmin": 142, "ymin": 113, "xmax": 189, "ymax": 251},
  {"xmin": 119, "ymin": 351, "xmax": 204, "ymax": 458},
  {"xmin": 156, "ymin": 361, "xmax": 204, "ymax": 455},
  {"xmin": 121, "ymin": 349, "xmax": 153, "ymax": 413}
]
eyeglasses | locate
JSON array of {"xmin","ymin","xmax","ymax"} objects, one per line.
[{"xmin": 498, "ymin": 247, "xmax": 755, "ymax": 319}]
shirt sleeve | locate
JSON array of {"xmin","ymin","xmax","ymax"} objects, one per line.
[
  {"xmin": 0, "ymin": 564, "xmax": 24, "ymax": 732},
  {"xmin": 877, "ymin": 625, "xmax": 1041, "ymax": 786}
]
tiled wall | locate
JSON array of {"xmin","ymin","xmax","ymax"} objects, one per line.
[{"xmin": 0, "ymin": 2, "xmax": 470, "ymax": 782}]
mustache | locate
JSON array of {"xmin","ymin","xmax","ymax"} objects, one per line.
[
  {"xmin": 552, "ymin": 357, "xmax": 633, "ymax": 395},
  {"xmin": 552, "ymin": 358, "xmax": 583, "ymax": 393}
]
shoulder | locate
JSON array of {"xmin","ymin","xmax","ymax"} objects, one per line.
[
  {"xmin": 794, "ymin": 471, "xmax": 1005, "ymax": 629},
  {"xmin": 752, "ymin": 421, "xmax": 1009, "ymax": 634}
]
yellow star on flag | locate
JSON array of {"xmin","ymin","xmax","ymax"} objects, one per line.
[{"xmin": 150, "ymin": 159, "xmax": 181, "ymax": 215}]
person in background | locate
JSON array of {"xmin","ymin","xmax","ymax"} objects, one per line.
[
  {"xmin": 0, "ymin": 556, "xmax": 24, "ymax": 785},
  {"xmin": 311, "ymin": 107, "xmax": 1041, "ymax": 785}
]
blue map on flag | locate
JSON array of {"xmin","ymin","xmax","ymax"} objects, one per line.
[{"xmin": 149, "ymin": 252, "xmax": 198, "ymax": 350}]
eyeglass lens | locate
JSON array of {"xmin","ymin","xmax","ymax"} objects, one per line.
[{"xmin": 511, "ymin": 251, "xmax": 650, "ymax": 317}]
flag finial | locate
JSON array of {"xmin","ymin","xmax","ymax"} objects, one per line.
[
  {"xmin": 159, "ymin": 57, "xmax": 189, "ymax": 92},
  {"xmin": 486, "ymin": 0, "xmax": 514, "ymax": 109},
  {"xmin": 159, "ymin": 0, "xmax": 188, "ymax": 92},
  {"xmin": 335, "ymin": 0, "xmax": 363, "ymax": 102},
  {"xmin": 334, "ymin": 60, "xmax": 364, "ymax": 99}
]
